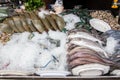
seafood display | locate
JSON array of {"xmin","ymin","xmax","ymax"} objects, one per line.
[
  {"xmin": 66, "ymin": 29, "xmax": 110, "ymax": 76},
  {"xmin": 0, "ymin": 3, "xmax": 120, "ymax": 77},
  {"xmin": 0, "ymin": 10, "xmax": 65, "ymax": 33}
]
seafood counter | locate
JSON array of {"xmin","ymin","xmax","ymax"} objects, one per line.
[{"xmin": 0, "ymin": 7, "xmax": 120, "ymax": 79}]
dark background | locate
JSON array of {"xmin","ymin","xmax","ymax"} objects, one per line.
[
  {"xmin": 63, "ymin": 0, "xmax": 113, "ymax": 10},
  {"xmin": 6, "ymin": 0, "xmax": 119, "ymax": 16},
  {"xmin": 10, "ymin": 0, "xmax": 116, "ymax": 10},
  {"xmin": 48, "ymin": 0, "xmax": 113, "ymax": 10},
  {"xmin": 45, "ymin": 0, "xmax": 118, "ymax": 16}
]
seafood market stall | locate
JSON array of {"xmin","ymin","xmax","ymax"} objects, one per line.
[{"xmin": 0, "ymin": 0, "xmax": 120, "ymax": 80}]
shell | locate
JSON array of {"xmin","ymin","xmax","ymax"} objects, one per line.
[
  {"xmin": 0, "ymin": 23, "xmax": 13, "ymax": 33},
  {"xmin": 89, "ymin": 18, "xmax": 111, "ymax": 32},
  {"xmin": 1, "ymin": 11, "xmax": 65, "ymax": 33}
]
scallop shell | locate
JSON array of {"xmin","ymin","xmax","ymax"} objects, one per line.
[
  {"xmin": 1, "ymin": 11, "xmax": 65, "ymax": 33},
  {"xmin": 89, "ymin": 18, "xmax": 111, "ymax": 32},
  {"xmin": 0, "ymin": 23, "xmax": 13, "ymax": 33}
]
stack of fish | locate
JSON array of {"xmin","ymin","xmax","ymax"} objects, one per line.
[
  {"xmin": 66, "ymin": 29, "xmax": 111, "ymax": 76},
  {"xmin": 0, "ymin": 10, "xmax": 65, "ymax": 33}
]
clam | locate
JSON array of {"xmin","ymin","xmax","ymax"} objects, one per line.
[
  {"xmin": 89, "ymin": 18, "xmax": 111, "ymax": 32},
  {"xmin": 72, "ymin": 63, "xmax": 110, "ymax": 76}
]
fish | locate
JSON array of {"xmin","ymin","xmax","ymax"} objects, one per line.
[
  {"xmin": 69, "ymin": 38, "xmax": 108, "ymax": 58},
  {"xmin": 51, "ymin": 14, "xmax": 65, "ymax": 31},
  {"xmin": 4, "ymin": 19, "xmax": 19, "ymax": 32},
  {"xmin": 68, "ymin": 31, "xmax": 103, "ymax": 45},
  {"xmin": 19, "ymin": 14, "xmax": 31, "ymax": 32},
  {"xmin": 45, "ymin": 14, "xmax": 59, "ymax": 30},
  {"xmin": 12, "ymin": 16, "xmax": 25, "ymax": 32},
  {"xmin": 24, "ymin": 12, "xmax": 37, "ymax": 32},
  {"xmin": 72, "ymin": 63, "xmax": 110, "ymax": 76},
  {"xmin": 0, "ymin": 23, "xmax": 13, "ymax": 33}
]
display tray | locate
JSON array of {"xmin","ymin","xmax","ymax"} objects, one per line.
[
  {"xmin": 0, "ymin": 9, "xmax": 119, "ymax": 80},
  {"xmin": 0, "ymin": 76, "xmax": 120, "ymax": 80}
]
